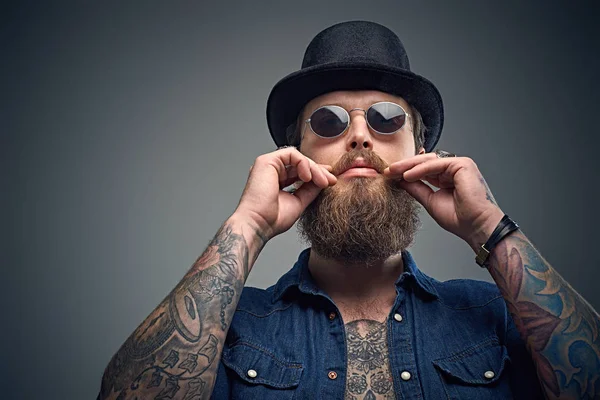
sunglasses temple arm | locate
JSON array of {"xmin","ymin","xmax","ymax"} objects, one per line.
[{"xmin": 300, "ymin": 119, "xmax": 309, "ymax": 145}]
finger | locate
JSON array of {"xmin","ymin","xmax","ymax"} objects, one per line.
[
  {"xmin": 399, "ymin": 180, "xmax": 434, "ymax": 210},
  {"xmin": 306, "ymin": 160, "xmax": 337, "ymax": 188},
  {"xmin": 280, "ymin": 176, "xmax": 301, "ymax": 189},
  {"xmin": 280, "ymin": 149, "xmax": 317, "ymax": 183},
  {"xmin": 386, "ymin": 153, "xmax": 438, "ymax": 175},
  {"xmin": 422, "ymin": 175, "xmax": 441, "ymax": 188},
  {"xmin": 402, "ymin": 158, "xmax": 460, "ymax": 182},
  {"xmin": 279, "ymin": 162, "xmax": 332, "ymax": 189},
  {"xmin": 308, "ymin": 160, "xmax": 329, "ymax": 188},
  {"xmin": 279, "ymin": 165, "xmax": 298, "ymax": 185},
  {"xmin": 322, "ymin": 166, "xmax": 337, "ymax": 185},
  {"xmin": 297, "ymin": 157, "xmax": 312, "ymax": 182},
  {"xmin": 273, "ymin": 148, "xmax": 334, "ymax": 187},
  {"xmin": 292, "ymin": 181, "xmax": 322, "ymax": 209},
  {"xmin": 318, "ymin": 164, "xmax": 337, "ymax": 186}
]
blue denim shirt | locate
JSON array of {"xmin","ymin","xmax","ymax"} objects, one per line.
[{"xmin": 212, "ymin": 248, "xmax": 544, "ymax": 399}]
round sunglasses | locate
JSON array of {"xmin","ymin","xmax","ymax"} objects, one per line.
[{"xmin": 303, "ymin": 102, "xmax": 409, "ymax": 139}]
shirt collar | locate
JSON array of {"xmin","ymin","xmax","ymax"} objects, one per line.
[
  {"xmin": 271, "ymin": 248, "xmax": 439, "ymax": 302},
  {"xmin": 395, "ymin": 249, "xmax": 439, "ymax": 300}
]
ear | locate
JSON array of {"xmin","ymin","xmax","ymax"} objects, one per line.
[{"xmin": 417, "ymin": 146, "xmax": 426, "ymax": 155}]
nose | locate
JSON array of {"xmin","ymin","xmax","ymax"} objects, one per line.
[{"xmin": 345, "ymin": 109, "xmax": 374, "ymax": 151}]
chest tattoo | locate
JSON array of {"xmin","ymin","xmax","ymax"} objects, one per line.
[{"xmin": 345, "ymin": 319, "xmax": 395, "ymax": 400}]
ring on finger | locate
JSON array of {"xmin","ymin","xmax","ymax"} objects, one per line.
[{"xmin": 435, "ymin": 149, "xmax": 457, "ymax": 158}]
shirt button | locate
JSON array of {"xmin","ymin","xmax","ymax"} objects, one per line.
[
  {"xmin": 484, "ymin": 370, "xmax": 495, "ymax": 379},
  {"xmin": 393, "ymin": 313, "xmax": 403, "ymax": 322},
  {"xmin": 247, "ymin": 369, "xmax": 257, "ymax": 378},
  {"xmin": 400, "ymin": 371, "xmax": 411, "ymax": 381},
  {"xmin": 328, "ymin": 312, "xmax": 336, "ymax": 320},
  {"xmin": 328, "ymin": 371, "xmax": 338, "ymax": 380}
]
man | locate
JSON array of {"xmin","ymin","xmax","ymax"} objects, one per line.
[{"xmin": 98, "ymin": 21, "xmax": 600, "ymax": 399}]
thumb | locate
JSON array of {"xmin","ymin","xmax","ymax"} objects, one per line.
[
  {"xmin": 292, "ymin": 181, "xmax": 322, "ymax": 210},
  {"xmin": 399, "ymin": 180, "xmax": 434, "ymax": 211}
]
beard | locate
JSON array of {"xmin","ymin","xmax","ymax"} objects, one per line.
[{"xmin": 298, "ymin": 149, "xmax": 421, "ymax": 266}]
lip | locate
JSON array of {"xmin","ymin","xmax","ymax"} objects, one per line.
[
  {"xmin": 338, "ymin": 158, "xmax": 381, "ymax": 178},
  {"xmin": 339, "ymin": 167, "xmax": 379, "ymax": 178}
]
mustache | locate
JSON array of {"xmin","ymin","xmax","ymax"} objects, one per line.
[{"xmin": 331, "ymin": 149, "xmax": 389, "ymax": 176}]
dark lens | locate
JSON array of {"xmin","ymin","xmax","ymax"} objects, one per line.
[
  {"xmin": 310, "ymin": 106, "xmax": 348, "ymax": 138},
  {"xmin": 367, "ymin": 103, "xmax": 406, "ymax": 134}
]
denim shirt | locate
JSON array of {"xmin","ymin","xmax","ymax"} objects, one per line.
[{"xmin": 212, "ymin": 248, "xmax": 544, "ymax": 399}]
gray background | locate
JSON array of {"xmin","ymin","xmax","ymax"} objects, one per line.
[{"xmin": 3, "ymin": 1, "xmax": 599, "ymax": 399}]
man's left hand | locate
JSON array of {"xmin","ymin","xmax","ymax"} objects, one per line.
[{"xmin": 383, "ymin": 153, "xmax": 504, "ymax": 252}]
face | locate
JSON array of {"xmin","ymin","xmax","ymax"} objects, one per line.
[
  {"xmin": 299, "ymin": 90, "xmax": 425, "ymax": 167},
  {"xmin": 297, "ymin": 90, "xmax": 425, "ymax": 265}
]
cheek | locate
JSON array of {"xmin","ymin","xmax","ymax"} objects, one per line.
[
  {"xmin": 300, "ymin": 142, "xmax": 343, "ymax": 165},
  {"xmin": 383, "ymin": 137, "xmax": 418, "ymax": 160},
  {"xmin": 376, "ymin": 146, "xmax": 412, "ymax": 165}
]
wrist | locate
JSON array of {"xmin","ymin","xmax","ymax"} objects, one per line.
[
  {"xmin": 226, "ymin": 212, "xmax": 270, "ymax": 258},
  {"xmin": 473, "ymin": 214, "xmax": 520, "ymax": 267},
  {"xmin": 466, "ymin": 208, "xmax": 505, "ymax": 254}
]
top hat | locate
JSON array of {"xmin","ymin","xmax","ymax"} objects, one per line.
[{"xmin": 266, "ymin": 20, "xmax": 444, "ymax": 152}]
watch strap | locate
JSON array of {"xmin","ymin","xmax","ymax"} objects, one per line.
[{"xmin": 475, "ymin": 215, "xmax": 519, "ymax": 267}]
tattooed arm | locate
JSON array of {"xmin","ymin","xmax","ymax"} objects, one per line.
[
  {"xmin": 97, "ymin": 148, "xmax": 336, "ymax": 399},
  {"xmin": 386, "ymin": 154, "xmax": 600, "ymax": 399},
  {"xmin": 98, "ymin": 216, "xmax": 266, "ymax": 400},
  {"xmin": 474, "ymin": 230, "xmax": 600, "ymax": 399}
]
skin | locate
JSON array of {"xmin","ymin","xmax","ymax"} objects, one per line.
[
  {"xmin": 98, "ymin": 90, "xmax": 599, "ymax": 399},
  {"xmin": 300, "ymin": 91, "xmax": 425, "ymax": 313},
  {"xmin": 387, "ymin": 153, "xmax": 600, "ymax": 398},
  {"xmin": 303, "ymin": 90, "xmax": 600, "ymax": 399},
  {"xmin": 98, "ymin": 147, "xmax": 337, "ymax": 399}
]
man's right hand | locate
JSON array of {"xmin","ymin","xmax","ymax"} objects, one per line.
[{"xmin": 233, "ymin": 147, "xmax": 337, "ymax": 242}]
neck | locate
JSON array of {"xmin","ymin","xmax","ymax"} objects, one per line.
[{"xmin": 307, "ymin": 249, "xmax": 404, "ymax": 306}]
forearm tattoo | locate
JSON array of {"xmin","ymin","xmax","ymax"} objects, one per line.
[
  {"xmin": 479, "ymin": 175, "xmax": 498, "ymax": 206},
  {"xmin": 487, "ymin": 231, "xmax": 600, "ymax": 398},
  {"xmin": 98, "ymin": 223, "xmax": 257, "ymax": 400},
  {"xmin": 345, "ymin": 320, "xmax": 395, "ymax": 400}
]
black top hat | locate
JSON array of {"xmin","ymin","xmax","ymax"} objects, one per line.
[{"xmin": 266, "ymin": 20, "xmax": 444, "ymax": 152}]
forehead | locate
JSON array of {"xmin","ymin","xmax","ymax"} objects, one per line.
[{"xmin": 303, "ymin": 90, "xmax": 410, "ymax": 115}]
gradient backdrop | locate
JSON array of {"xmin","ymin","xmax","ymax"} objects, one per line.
[{"xmin": 3, "ymin": 1, "xmax": 599, "ymax": 399}]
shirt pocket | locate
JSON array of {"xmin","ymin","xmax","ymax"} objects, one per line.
[
  {"xmin": 432, "ymin": 337, "xmax": 513, "ymax": 400},
  {"xmin": 221, "ymin": 340, "xmax": 303, "ymax": 399}
]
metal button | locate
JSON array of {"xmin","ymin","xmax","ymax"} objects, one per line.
[
  {"xmin": 328, "ymin": 312, "xmax": 336, "ymax": 320},
  {"xmin": 328, "ymin": 371, "xmax": 338, "ymax": 380},
  {"xmin": 484, "ymin": 370, "xmax": 495, "ymax": 379},
  {"xmin": 393, "ymin": 313, "xmax": 403, "ymax": 322},
  {"xmin": 247, "ymin": 369, "xmax": 257, "ymax": 378},
  {"xmin": 400, "ymin": 371, "xmax": 411, "ymax": 381}
]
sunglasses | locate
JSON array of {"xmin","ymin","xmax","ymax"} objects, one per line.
[{"xmin": 303, "ymin": 102, "xmax": 409, "ymax": 139}]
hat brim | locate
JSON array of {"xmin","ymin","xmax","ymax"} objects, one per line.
[{"xmin": 266, "ymin": 61, "xmax": 444, "ymax": 152}]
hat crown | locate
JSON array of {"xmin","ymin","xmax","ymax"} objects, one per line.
[
  {"xmin": 266, "ymin": 20, "xmax": 443, "ymax": 153},
  {"xmin": 301, "ymin": 21, "xmax": 411, "ymax": 71}
]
